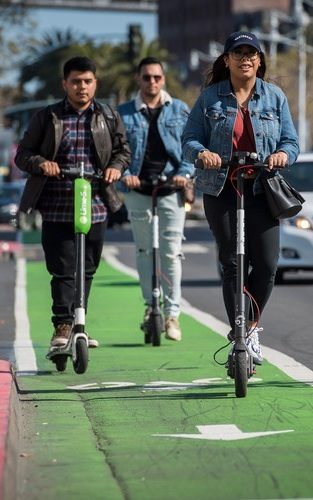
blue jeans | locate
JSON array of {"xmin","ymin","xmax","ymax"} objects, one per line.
[{"xmin": 124, "ymin": 190, "xmax": 186, "ymax": 318}]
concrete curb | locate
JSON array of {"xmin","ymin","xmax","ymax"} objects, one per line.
[{"xmin": 0, "ymin": 360, "xmax": 19, "ymax": 500}]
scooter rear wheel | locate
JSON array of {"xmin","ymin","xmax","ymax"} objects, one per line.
[
  {"xmin": 73, "ymin": 338, "xmax": 89, "ymax": 374},
  {"xmin": 234, "ymin": 350, "xmax": 248, "ymax": 398},
  {"xmin": 54, "ymin": 354, "xmax": 68, "ymax": 372}
]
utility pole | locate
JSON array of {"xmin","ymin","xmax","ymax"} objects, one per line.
[{"xmin": 294, "ymin": 0, "xmax": 309, "ymax": 152}]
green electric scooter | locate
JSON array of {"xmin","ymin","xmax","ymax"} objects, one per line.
[{"xmin": 47, "ymin": 161, "xmax": 99, "ymax": 374}]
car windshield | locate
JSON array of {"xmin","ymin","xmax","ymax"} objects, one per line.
[
  {"xmin": 282, "ymin": 161, "xmax": 313, "ymax": 192},
  {"xmin": 0, "ymin": 231, "xmax": 19, "ymax": 242}
]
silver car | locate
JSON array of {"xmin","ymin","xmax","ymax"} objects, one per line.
[{"xmin": 277, "ymin": 153, "xmax": 313, "ymax": 282}]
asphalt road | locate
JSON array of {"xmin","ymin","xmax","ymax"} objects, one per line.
[{"xmin": 105, "ymin": 220, "xmax": 313, "ymax": 371}]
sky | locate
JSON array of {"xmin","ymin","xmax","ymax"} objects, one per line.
[
  {"xmin": 29, "ymin": 7, "xmax": 158, "ymax": 44},
  {"xmin": 1, "ymin": 7, "xmax": 157, "ymax": 86}
]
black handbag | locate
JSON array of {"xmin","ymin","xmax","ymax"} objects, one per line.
[{"xmin": 261, "ymin": 171, "xmax": 305, "ymax": 219}]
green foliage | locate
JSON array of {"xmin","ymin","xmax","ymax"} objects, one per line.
[
  {"xmin": 17, "ymin": 28, "xmax": 190, "ymax": 105},
  {"xmin": 0, "ymin": 6, "xmax": 36, "ymax": 78}
]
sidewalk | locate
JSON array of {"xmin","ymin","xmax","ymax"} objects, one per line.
[
  {"xmin": 0, "ymin": 360, "xmax": 18, "ymax": 500},
  {"xmin": 3, "ymin": 258, "xmax": 313, "ymax": 499}
]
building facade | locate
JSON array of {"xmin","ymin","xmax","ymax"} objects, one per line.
[{"xmin": 158, "ymin": 0, "xmax": 291, "ymax": 81}]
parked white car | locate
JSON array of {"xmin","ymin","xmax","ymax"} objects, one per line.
[{"xmin": 277, "ymin": 152, "xmax": 313, "ymax": 282}]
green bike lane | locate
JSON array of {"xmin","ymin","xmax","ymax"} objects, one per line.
[{"xmin": 15, "ymin": 259, "xmax": 313, "ymax": 500}]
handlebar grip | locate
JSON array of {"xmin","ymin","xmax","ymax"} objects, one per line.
[
  {"xmin": 60, "ymin": 167, "xmax": 103, "ymax": 180},
  {"xmin": 195, "ymin": 159, "xmax": 204, "ymax": 169}
]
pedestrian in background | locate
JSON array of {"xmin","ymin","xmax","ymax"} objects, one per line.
[
  {"xmin": 15, "ymin": 56, "xmax": 130, "ymax": 349},
  {"xmin": 118, "ymin": 56, "xmax": 194, "ymax": 341},
  {"xmin": 182, "ymin": 32, "xmax": 299, "ymax": 364}
]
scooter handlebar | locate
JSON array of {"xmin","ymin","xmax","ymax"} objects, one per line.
[
  {"xmin": 194, "ymin": 151, "xmax": 284, "ymax": 170},
  {"xmin": 60, "ymin": 166, "xmax": 103, "ymax": 180},
  {"xmin": 139, "ymin": 175, "xmax": 177, "ymax": 191}
]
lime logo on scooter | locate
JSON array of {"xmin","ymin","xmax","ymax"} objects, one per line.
[{"xmin": 74, "ymin": 178, "xmax": 91, "ymax": 234}]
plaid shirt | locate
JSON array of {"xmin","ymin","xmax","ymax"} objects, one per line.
[{"xmin": 38, "ymin": 99, "xmax": 107, "ymax": 223}]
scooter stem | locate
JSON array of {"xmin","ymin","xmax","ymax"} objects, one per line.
[{"xmin": 234, "ymin": 170, "xmax": 247, "ymax": 350}]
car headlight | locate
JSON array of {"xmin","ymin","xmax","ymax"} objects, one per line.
[
  {"xmin": 0, "ymin": 203, "xmax": 18, "ymax": 216},
  {"xmin": 283, "ymin": 215, "xmax": 313, "ymax": 230}
]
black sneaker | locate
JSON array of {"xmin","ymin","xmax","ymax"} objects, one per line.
[
  {"xmin": 227, "ymin": 329, "xmax": 235, "ymax": 342},
  {"xmin": 140, "ymin": 306, "xmax": 152, "ymax": 333}
]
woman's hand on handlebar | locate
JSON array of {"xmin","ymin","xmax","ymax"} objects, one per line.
[
  {"xmin": 197, "ymin": 151, "xmax": 222, "ymax": 169},
  {"xmin": 267, "ymin": 151, "xmax": 288, "ymax": 169},
  {"xmin": 122, "ymin": 175, "xmax": 141, "ymax": 189}
]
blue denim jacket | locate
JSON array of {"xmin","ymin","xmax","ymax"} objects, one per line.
[
  {"xmin": 118, "ymin": 91, "xmax": 194, "ymax": 191},
  {"xmin": 182, "ymin": 78, "xmax": 300, "ymax": 196}
]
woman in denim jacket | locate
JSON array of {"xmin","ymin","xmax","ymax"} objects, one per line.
[{"xmin": 182, "ymin": 31, "xmax": 299, "ymax": 365}]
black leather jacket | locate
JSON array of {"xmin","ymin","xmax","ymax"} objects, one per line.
[{"xmin": 15, "ymin": 100, "xmax": 131, "ymax": 213}]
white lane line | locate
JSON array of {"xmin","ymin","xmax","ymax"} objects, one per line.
[
  {"xmin": 104, "ymin": 245, "xmax": 313, "ymax": 387},
  {"xmin": 14, "ymin": 258, "xmax": 38, "ymax": 373}
]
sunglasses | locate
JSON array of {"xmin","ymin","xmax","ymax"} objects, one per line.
[
  {"xmin": 230, "ymin": 48, "xmax": 260, "ymax": 61},
  {"xmin": 142, "ymin": 74, "xmax": 163, "ymax": 82}
]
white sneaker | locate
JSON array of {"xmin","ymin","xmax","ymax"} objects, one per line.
[
  {"xmin": 87, "ymin": 336, "xmax": 99, "ymax": 348},
  {"xmin": 246, "ymin": 327, "xmax": 263, "ymax": 365},
  {"xmin": 165, "ymin": 317, "xmax": 182, "ymax": 341}
]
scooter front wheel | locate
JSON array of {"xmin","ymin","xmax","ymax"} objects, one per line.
[
  {"xmin": 234, "ymin": 350, "xmax": 248, "ymax": 398},
  {"xmin": 73, "ymin": 338, "xmax": 89, "ymax": 374},
  {"xmin": 54, "ymin": 354, "xmax": 68, "ymax": 372}
]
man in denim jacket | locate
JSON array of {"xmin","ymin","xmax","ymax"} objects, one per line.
[{"xmin": 118, "ymin": 56, "xmax": 194, "ymax": 341}]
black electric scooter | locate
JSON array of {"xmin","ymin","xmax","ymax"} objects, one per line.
[
  {"xmin": 139, "ymin": 174, "xmax": 179, "ymax": 346},
  {"xmin": 197, "ymin": 151, "xmax": 266, "ymax": 397}
]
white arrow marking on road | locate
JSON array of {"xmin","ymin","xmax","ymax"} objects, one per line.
[{"xmin": 153, "ymin": 424, "xmax": 294, "ymax": 441}]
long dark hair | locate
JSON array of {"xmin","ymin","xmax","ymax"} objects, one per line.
[{"xmin": 203, "ymin": 52, "xmax": 267, "ymax": 87}]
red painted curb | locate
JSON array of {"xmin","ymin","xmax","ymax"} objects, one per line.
[{"xmin": 0, "ymin": 360, "xmax": 13, "ymax": 498}]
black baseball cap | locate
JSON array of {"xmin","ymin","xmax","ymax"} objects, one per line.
[{"xmin": 224, "ymin": 32, "xmax": 262, "ymax": 53}]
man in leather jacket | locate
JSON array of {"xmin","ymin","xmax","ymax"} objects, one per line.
[{"xmin": 15, "ymin": 56, "xmax": 130, "ymax": 349}]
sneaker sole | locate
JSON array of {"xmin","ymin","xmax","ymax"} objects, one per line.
[
  {"xmin": 88, "ymin": 342, "xmax": 99, "ymax": 348},
  {"xmin": 164, "ymin": 333, "xmax": 182, "ymax": 342}
]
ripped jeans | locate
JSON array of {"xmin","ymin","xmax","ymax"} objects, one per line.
[{"xmin": 124, "ymin": 190, "xmax": 186, "ymax": 318}]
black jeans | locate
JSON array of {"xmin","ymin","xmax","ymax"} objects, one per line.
[
  {"xmin": 203, "ymin": 180, "xmax": 280, "ymax": 330},
  {"xmin": 41, "ymin": 221, "xmax": 106, "ymax": 326}
]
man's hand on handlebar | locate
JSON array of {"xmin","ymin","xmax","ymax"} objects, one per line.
[
  {"xmin": 197, "ymin": 151, "xmax": 222, "ymax": 169},
  {"xmin": 266, "ymin": 151, "xmax": 288, "ymax": 170},
  {"xmin": 40, "ymin": 161, "xmax": 60, "ymax": 177},
  {"xmin": 122, "ymin": 175, "xmax": 141, "ymax": 189},
  {"xmin": 103, "ymin": 167, "xmax": 122, "ymax": 183},
  {"xmin": 172, "ymin": 175, "xmax": 189, "ymax": 188}
]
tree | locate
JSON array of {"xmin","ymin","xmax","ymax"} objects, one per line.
[
  {"xmin": 19, "ymin": 29, "xmax": 95, "ymax": 100},
  {"xmin": 17, "ymin": 29, "xmax": 190, "ymax": 105},
  {"xmin": 0, "ymin": 5, "xmax": 37, "ymax": 110}
]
